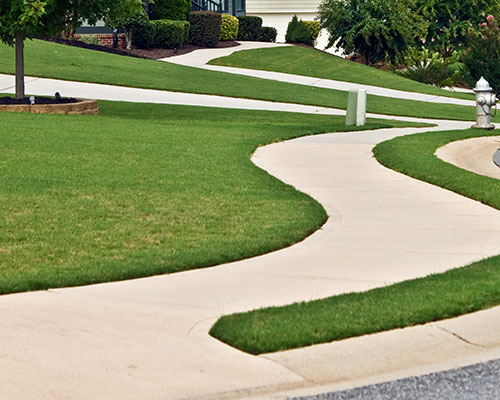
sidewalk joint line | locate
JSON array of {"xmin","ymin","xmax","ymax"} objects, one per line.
[{"xmin": 260, "ymin": 354, "xmax": 311, "ymax": 383}]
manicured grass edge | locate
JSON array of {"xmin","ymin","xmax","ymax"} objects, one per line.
[
  {"xmin": 0, "ymin": 40, "xmax": 479, "ymax": 122},
  {"xmin": 208, "ymin": 45, "xmax": 475, "ymax": 102},
  {"xmin": 0, "ymin": 100, "xmax": 428, "ymax": 295},
  {"xmin": 209, "ymin": 128, "xmax": 500, "ymax": 355}
]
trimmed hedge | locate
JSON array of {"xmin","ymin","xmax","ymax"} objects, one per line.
[
  {"xmin": 285, "ymin": 15, "xmax": 314, "ymax": 46},
  {"xmin": 131, "ymin": 18, "xmax": 189, "ymax": 49},
  {"xmin": 303, "ymin": 21, "xmax": 321, "ymax": 43},
  {"xmin": 259, "ymin": 26, "xmax": 277, "ymax": 42},
  {"xmin": 189, "ymin": 11, "xmax": 222, "ymax": 47},
  {"xmin": 220, "ymin": 14, "xmax": 239, "ymax": 41},
  {"xmin": 152, "ymin": 20, "xmax": 190, "ymax": 49},
  {"xmin": 130, "ymin": 13, "xmax": 156, "ymax": 49},
  {"xmin": 237, "ymin": 16, "xmax": 262, "ymax": 41},
  {"xmin": 151, "ymin": 0, "xmax": 191, "ymax": 21}
]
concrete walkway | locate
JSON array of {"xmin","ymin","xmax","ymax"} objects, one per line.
[
  {"xmin": 1, "ymin": 44, "xmax": 500, "ymax": 400},
  {"xmin": 161, "ymin": 42, "xmax": 475, "ymax": 107},
  {"xmin": 436, "ymin": 135, "xmax": 500, "ymax": 180},
  {"xmin": 0, "ymin": 74, "xmax": 470, "ymax": 126}
]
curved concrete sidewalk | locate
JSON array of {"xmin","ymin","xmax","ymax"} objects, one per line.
[
  {"xmin": 2, "ymin": 120, "xmax": 500, "ymax": 400},
  {"xmin": 162, "ymin": 42, "xmax": 475, "ymax": 107},
  {"xmin": 436, "ymin": 135, "xmax": 500, "ymax": 180},
  {"xmin": 1, "ymin": 45, "xmax": 500, "ymax": 399}
]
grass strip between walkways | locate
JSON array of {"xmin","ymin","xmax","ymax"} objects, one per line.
[
  {"xmin": 0, "ymin": 100, "xmax": 423, "ymax": 295},
  {"xmin": 210, "ymin": 128, "xmax": 500, "ymax": 355},
  {"xmin": 209, "ymin": 45, "xmax": 474, "ymax": 101},
  {"xmin": 0, "ymin": 40, "xmax": 479, "ymax": 122}
]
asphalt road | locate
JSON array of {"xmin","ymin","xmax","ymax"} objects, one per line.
[{"xmin": 294, "ymin": 359, "xmax": 500, "ymax": 400}]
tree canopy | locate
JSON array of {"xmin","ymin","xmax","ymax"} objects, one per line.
[
  {"xmin": 0, "ymin": 0, "xmax": 142, "ymax": 97},
  {"xmin": 0, "ymin": 0, "xmax": 142, "ymax": 43},
  {"xmin": 318, "ymin": 0, "xmax": 425, "ymax": 65},
  {"xmin": 416, "ymin": 0, "xmax": 500, "ymax": 57}
]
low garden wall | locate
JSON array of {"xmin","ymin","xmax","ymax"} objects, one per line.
[{"xmin": 0, "ymin": 99, "xmax": 99, "ymax": 115}]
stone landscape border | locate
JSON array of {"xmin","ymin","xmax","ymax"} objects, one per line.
[{"xmin": 0, "ymin": 99, "xmax": 99, "ymax": 115}]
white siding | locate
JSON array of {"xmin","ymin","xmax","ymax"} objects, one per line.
[{"xmin": 246, "ymin": 0, "xmax": 322, "ymax": 14}]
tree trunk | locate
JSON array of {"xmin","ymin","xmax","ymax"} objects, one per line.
[
  {"xmin": 15, "ymin": 30, "xmax": 25, "ymax": 99},
  {"xmin": 125, "ymin": 29, "xmax": 132, "ymax": 50}
]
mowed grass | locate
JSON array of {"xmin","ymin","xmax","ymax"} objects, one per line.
[
  {"xmin": 0, "ymin": 101, "xmax": 420, "ymax": 295},
  {"xmin": 374, "ymin": 128, "xmax": 500, "ymax": 209},
  {"xmin": 209, "ymin": 128, "xmax": 500, "ymax": 355},
  {"xmin": 0, "ymin": 39, "xmax": 477, "ymax": 121},
  {"xmin": 209, "ymin": 45, "xmax": 474, "ymax": 101}
]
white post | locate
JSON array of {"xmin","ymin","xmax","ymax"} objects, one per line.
[
  {"xmin": 345, "ymin": 89, "xmax": 357, "ymax": 126},
  {"xmin": 346, "ymin": 89, "xmax": 366, "ymax": 126},
  {"xmin": 356, "ymin": 89, "xmax": 366, "ymax": 126}
]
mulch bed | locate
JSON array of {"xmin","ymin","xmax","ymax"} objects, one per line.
[
  {"xmin": 0, "ymin": 96, "xmax": 78, "ymax": 105},
  {"xmin": 40, "ymin": 36, "xmax": 240, "ymax": 60}
]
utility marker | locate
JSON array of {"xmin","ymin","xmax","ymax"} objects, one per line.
[{"xmin": 346, "ymin": 89, "xmax": 366, "ymax": 126}]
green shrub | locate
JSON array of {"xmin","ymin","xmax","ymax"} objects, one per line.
[
  {"xmin": 303, "ymin": 20, "xmax": 321, "ymax": 43},
  {"xmin": 237, "ymin": 16, "xmax": 262, "ymax": 41},
  {"xmin": 78, "ymin": 34, "xmax": 100, "ymax": 46},
  {"xmin": 130, "ymin": 12, "xmax": 156, "ymax": 49},
  {"xmin": 462, "ymin": 15, "xmax": 500, "ymax": 91},
  {"xmin": 151, "ymin": 0, "xmax": 191, "ymax": 21},
  {"xmin": 318, "ymin": 0, "xmax": 420, "ymax": 65},
  {"xmin": 259, "ymin": 26, "xmax": 277, "ymax": 42},
  {"xmin": 130, "ymin": 16, "xmax": 190, "ymax": 49},
  {"xmin": 285, "ymin": 15, "xmax": 313, "ymax": 46},
  {"xmin": 396, "ymin": 47, "xmax": 465, "ymax": 88},
  {"xmin": 189, "ymin": 11, "xmax": 222, "ymax": 47},
  {"xmin": 151, "ymin": 19, "xmax": 190, "ymax": 49},
  {"xmin": 220, "ymin": 14, "xmax": 239, "ymax": 41}
]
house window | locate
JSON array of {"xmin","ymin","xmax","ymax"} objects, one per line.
[{"xmin": 234, "ymin": 0, "xmax": 245, "ymax": 16}]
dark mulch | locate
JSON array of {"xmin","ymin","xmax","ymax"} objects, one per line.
[
  {"xmin": 0, "ymin": 96, "xmax": 78, "ymax": 105},
  {"xmin": 39, "ymin": 36, "xmax": 240, "ymax": 60}
]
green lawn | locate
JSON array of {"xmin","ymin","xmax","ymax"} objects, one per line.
[
  {"xmin": 0, "ymin": 101, "xmax": 420, "ymax": 295},
  {"xmin": 209, "ymin": 128, "xmax": 500, "ymax": 355},
  {"xmin": 0, "ymin": 39, "xmax": 478, "ymax": 121},
  {"xmin": 209, "ymin": 45, "xmax": 474, "ymax": 101}
]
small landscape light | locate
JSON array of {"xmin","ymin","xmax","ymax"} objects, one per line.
[{"xmin": 29, "ymin": 96, "xmax": 35, "ymax": 105}]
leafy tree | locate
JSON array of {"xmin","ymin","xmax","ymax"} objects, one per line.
[
  {"xmin": 318, "ymin": 0, "xmax": 424, "ymax": 65},
  {"xmin": 462, "ymin": 14, "xmax": 500, "ymax": 90},
  {"xmin": 416, "ymin": 0, "xmax": 500, "ymax": 58},
  {"xmin": 0, "ymin": 0, "xmax": 142, "ymax": 98}
]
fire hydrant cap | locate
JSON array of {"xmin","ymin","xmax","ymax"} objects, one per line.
[{"xmin": 474, "ymin": 76, "xmax": 492, "ymax": 92}]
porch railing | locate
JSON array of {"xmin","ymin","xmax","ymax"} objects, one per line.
[{"xmin": 191, "ymin": 0, "xmax": 226, "ymax": 13}]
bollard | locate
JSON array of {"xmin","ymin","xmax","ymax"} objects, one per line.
[
  {"xmin": 356, "ymin": 89, "xmax": 366, "ymax": 126},
  {"xmin": 346, "ymin": 89, "xmax": 366, "ymax": 126}
]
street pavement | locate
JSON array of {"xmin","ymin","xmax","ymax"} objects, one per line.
[{"xmin": 293, "ymin": 358, "xmax": 500, "ymax": 400}]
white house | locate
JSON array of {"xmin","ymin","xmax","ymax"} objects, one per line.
[{"xmin": 245, "ymin": 0, "xmax": 327, "ymax": 45}]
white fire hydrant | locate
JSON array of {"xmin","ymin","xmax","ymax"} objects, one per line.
[{"xmin": 472, "ymin": 77, "xmax": 498, "ymax": 130}]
